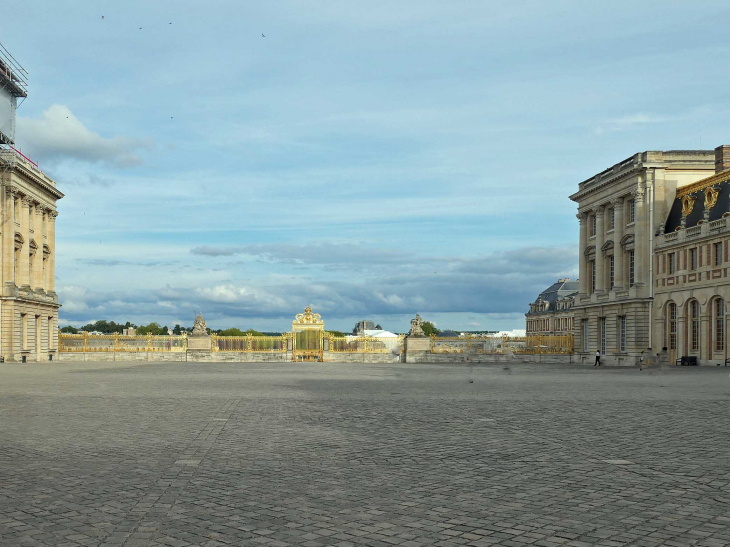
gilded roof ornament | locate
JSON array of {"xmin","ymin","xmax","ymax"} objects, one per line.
[
  {"xmin": 294, "ymin": 306, "xmax": 323, "ymax": 325},
  {"xmin": 681, "ymin": 195, "xmax": 696, "ymax": 217},
  {"xmin": 678, "ymin": 169, "xmax": 730, "ymax": 199},
  {"xmin": 704, "ymin": 186, "xmax": 720, "ymax": 210}
]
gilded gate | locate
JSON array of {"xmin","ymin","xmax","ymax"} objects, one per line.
[{"xmin": 291, "ymin": 306, "xmax": 324, "ymax": 361}]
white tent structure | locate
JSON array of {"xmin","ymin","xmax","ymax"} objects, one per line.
[{"xmin": 346, "ymin": 330, "xmax": 403, "ymax": 354}]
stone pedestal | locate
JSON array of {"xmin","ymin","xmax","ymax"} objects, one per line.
[
  {"xmin": 187, "ymin": 335, "xmax": 212, "ymax": 352},
  {"xmin": 404, "ymin": 336, "xmax": 430, "ymax": 363}
]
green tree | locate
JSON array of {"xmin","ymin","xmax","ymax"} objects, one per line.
[
  {"xmin": 137, "ymin": 322, "xmax": 164, "ymax": 335},
  {"xmin": 219, "ymin": 328, "xmax": 247, "ymax": 336},
  {"xmin": 173, "ymin": 324, "xmax": 183, "ymax": 335},
  {"xmin": 60, "ymin": 326, "xmax": 79, "ymax": 334},
  {"xmin": 421, "ymin": 321, "xmax": 441, "ymax": 337}
]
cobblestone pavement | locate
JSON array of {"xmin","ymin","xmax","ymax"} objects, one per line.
[{"xmin": 1, "ymin": 361, "xmax": 729, "ymax": 547}]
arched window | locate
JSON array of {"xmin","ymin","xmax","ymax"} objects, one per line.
[
  {"xmin": 715, "ymin": 298, "xmax": 725, "ymax": 352},
  {"xmin": 667, "ymin": 303, "xmax": 677, "ymax": 350},
  {"xmin": 691, "ymin": 300, "xmax": 700, "ymax": 351}
]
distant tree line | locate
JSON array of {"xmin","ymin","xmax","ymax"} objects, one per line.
[{"xmin": 59, "ymin": 320, "xmax": 281, "ymax": 337}]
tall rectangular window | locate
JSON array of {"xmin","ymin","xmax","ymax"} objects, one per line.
[
  {"xmin": 690, "ymin": 248, "xmax": 698, "ymax": 270},
  {"xmin": 609, "ymin": 255, "xmax": 615, "ymax": 289},
  {"xmin": 668, "ymin": 253, "xmax": 675, "ymax": 274},
  {"xmin": 628, "ymin": 199, "xmax": 635, "ymax": 223},
  {"xmin": 629, "ymin": 250, "xmax": 635, "ymax": 286},
  {"xmin": 715, "ymin": 242, "xmax": 723, "ymax": 266},
  {"xmin": 669, "ymin": 304, "xmax": 677, "ymax": 351},
  {"xmin": 716, "ymin": 299, "xmax": 725, "ymax": 352},
  {"xmin": 48, "ymin": 316, "xmax": 54, "ymax": 350},
  {"xmin": 691, "ymin": 301, "xmax": 700, "ymax": 351},
  {"xmin": 582, "ymin": 319, "xmax": 589, "ymax": 351},
  {"xmin": 620, "ymin": 316, "xmax": 626, "ymax": 351},
  {"xmin": 591, "ymin": 260, "xmax": 596, "ymax": 293},
  {"xmin": 600, "ymin": 317, "xmax": 606, "ymax": 355}
]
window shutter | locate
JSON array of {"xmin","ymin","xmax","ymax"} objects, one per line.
[
  {"xmin": 699, "ymin": 246, "xmax": 703, "ymax": 267},
  {"xmin": 684, "ymin": 249, "xmax": 687, "ymax": 269},
  {"xmin": 662, "ymin": 254, "xmax": 666, "ymax": 273},
  {"xmin": 725, "ymin": 240, "xmax": 728, "ymax": 263}
]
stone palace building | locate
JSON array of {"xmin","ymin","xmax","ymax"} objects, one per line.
[
  {"xmin": 525, "ymin": 279, "xmax": 578, "ymax": 336},
  {"xmin": 0, "ymin": 150, "xmax": 62, "ymax": 362},
  {"xmin": 528, "ymin": 146, "xmax": 730, "ymax": 365}
]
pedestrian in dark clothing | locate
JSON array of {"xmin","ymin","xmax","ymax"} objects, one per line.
[{"xmin": 594, "ymin": 350, "xmax": 601, "ymax": 366}]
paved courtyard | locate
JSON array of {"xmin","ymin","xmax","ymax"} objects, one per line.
[{"xmin": 1, "ymin": 361, "xmax": 729, "ymax": 547}]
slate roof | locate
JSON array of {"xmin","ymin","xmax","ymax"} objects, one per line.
[
  {"xmin": 528, "ymin": 280, "xmax": 579, "ymax": 314},
  {"xmin": 665, "ymin": 170, "xmax": 730, "ymax": 232}
]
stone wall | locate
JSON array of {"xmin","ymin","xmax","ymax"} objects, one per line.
[
  {"xmin": 58, "ymin": 351, "xmax": 187, "ymax": 362},
  {"xmin": 406, "ymin": 351, "xmax": 575, "ymax": 365},
  {"xmin": 323, "ymin": 352, "xmax": 399, "ymax": 363}
]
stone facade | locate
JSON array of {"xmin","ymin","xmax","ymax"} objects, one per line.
[
  {"xmin": 652, "ymin": 145, "xmax": 730, "ymax": 365},
  {"xmin": 525, "ymin": 279, "xmax": 578, "ymax": 335},
  {"xmin": 570, "ymin": 150, "xmax": 715, "ymax": 365},
  {"xmin": 0, "ymin": 150, "xmax": 62, "ymax": 362}
]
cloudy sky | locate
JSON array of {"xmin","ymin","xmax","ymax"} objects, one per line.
[{"xmin": 4, "ymin": 1, "xmax": 730, "ymax": 332}]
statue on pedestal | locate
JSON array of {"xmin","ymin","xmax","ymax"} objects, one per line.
[
  {"xmin": 192, "ymin": 311, "xmax": 207, "ymax": 336},
  {"xmin": 408, "ymin": 313, "xmax": 425, "ymax": 337}
]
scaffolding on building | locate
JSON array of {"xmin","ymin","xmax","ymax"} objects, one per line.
[
  {"xmin": 0, "ymin": 40, "xmax": 28, "ymax": 99},
  {"xmin": 0, "ymin": 40, "xmax": 29, "ymax": 175}
]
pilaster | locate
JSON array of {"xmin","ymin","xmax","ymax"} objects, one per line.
[
  {"xmin": 700, "ymin": 314, "xmax": 710, "ymax": 362},
  {"xmin": 2, "ymin": 187, "xmax": 15, "ymax": 287},
  {"xmin": 633, "ymin": 183, "xmax": 647, "ymax": 288},
  {"xmin": 594, "ymin": 205, "xmax": 605, "ymax": 292},
  {"xmin": 32, "ymin": 203, "xmax": 43, "ymax": 290},
  {"xmin": 47, "ymin": 211, "xmax": 57, "ymax": 294},
  {"xmin": 578, "ymin": 212, "xmax": 588, "ymax": 295},
  {"xmin": 18, "ymin": 197, "xmax": 30, "ymax": 288},
  {"xmin": 612, "ymin": 198, "xmax": 624, "ymax": 289}
]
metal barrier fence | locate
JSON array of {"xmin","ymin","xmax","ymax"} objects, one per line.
[
  {"xmin": 59, "ymin": 333, "xmax": 187, "ymax": 352},
  {"xmin": 430, "ymin": 334, "xmax": 573, "ymax": 355},
  {"xmin": 329, "ymin": 335, "xmax": 389, "ymax": 353}
]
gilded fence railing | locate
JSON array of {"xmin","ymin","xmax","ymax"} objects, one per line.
[
  {"xmin": 59, "ymin": 333, "xmax": 188, "ymax": 352},
  {"xmin": 212, "ymin": 334, "xmax": 288, "ymax": 352},
  {"xmin": 514, "ymin": 334, "xmax": 573, "ymax": 354},
  {"xmin": 429, "ymin": 334, "xmax": 573, "ymax": 355},
  {"xmin": 328, "ymin": 335, "xmax": 389, "ymax": 353}
]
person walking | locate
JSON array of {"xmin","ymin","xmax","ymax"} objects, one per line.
[{"xmin": 594, "ymin": 350, "xmax": 601, "ymax": 366}]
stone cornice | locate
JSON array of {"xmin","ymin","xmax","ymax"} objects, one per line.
[
  {"xmin": 5, "ymin": 162, "xmax": 64, "ymax": 201},
  {"xmin": 569, "ymin": 165, "xmax": 642, "ymax": 202}
]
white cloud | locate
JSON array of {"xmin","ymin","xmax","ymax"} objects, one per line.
[
  {"xmin": 596, "ymin": 112, "xmax": 670, "ymax": 134},
  {"xmin": 16, "ymin": 104, "xmax": 151, "ymax": 168}
]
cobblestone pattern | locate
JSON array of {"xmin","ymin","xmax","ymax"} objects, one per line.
[{"xmin": 0, "ymin": 361, "xmax": 729, "ymax": 546}]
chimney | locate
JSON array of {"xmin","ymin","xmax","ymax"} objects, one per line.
[
  {"xmin": 564, "ymin": 277, "xmax": 570, "ymax": 281},
  {"xmin": 557, "ymin": 278, "xmax": 563, "ymax": 283},
  {"xmin": 715, "ymin": 145, "xmax": 730, "ymax": 174}
]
